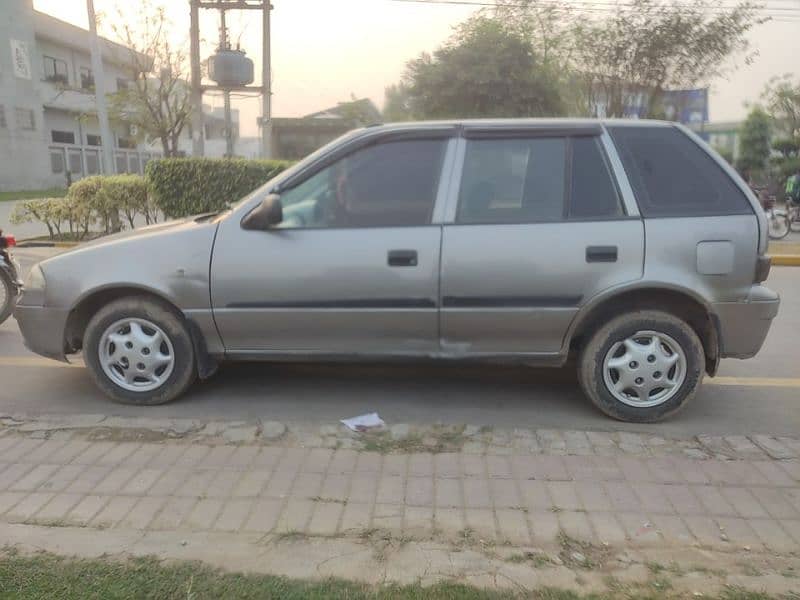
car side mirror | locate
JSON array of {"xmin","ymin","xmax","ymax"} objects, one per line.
[{"xmin": 241, "ymin": 193, "xmax": 283, "ymax": 230}]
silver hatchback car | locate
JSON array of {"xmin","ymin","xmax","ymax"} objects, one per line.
[{"xmin": 15, "ymin": 119, "xmax": 779, "ymax": 422}]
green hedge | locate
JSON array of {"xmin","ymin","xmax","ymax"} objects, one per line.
[
  {"xmin": 11, "ymin": 176, "xmax": 157, "ymax": 240},
  {"xmin": 145, "ymin": 158, "xmax": 292, "ymax": 219},
  {"xmin": 97, "ymin": 175, "xmax": 156, "ymax": 228}
]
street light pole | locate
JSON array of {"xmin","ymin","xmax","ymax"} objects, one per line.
[{"xmin": 86, "ymin": 0, "xmax": 115, "ymax": 175}]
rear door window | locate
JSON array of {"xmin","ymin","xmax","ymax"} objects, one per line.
[
  {"xmin": 457, "ymin": 137, "xmax": 566, "ymax": 224},
  {"xmin": 569, "ymin": 136, "xmax": 623, "ymax": 219},
  {"xmin": 607, "ymin": 125, "xmax": 752, "ymax": 217}
]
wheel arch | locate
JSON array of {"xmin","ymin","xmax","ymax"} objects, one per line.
[
  {"xmin": 567, "ymin": 284, "xmax": 720, "ymax": 376},
  {"xmin": 64, "ymin": 285, "xmax": 218, "ymax": 378}
]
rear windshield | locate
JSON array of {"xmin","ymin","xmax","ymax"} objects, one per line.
[{"xmin": 607, "ymin": 125, "xmax": 753, "ymax": 218}]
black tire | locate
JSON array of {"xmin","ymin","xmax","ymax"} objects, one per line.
[
  {"xmin": 767, "ymin": 211, "xmax": 791, "ymax": 240},
  {"xmin": 578, "ymin": 310, "xmax": 704, "ymax": 423},
  {"xmin": 83, "ymin": 296, "xmax": 196, "ymax": 405},
  {"xmin": 0, "ymin": 270, "xmax": 14, "ymax": 325}
]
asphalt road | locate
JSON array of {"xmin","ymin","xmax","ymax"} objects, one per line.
[{"xmin": 1, "ymin": 246, "xmax": 798, "ymax": 438}]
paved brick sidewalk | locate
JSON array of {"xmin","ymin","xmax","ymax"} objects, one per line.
[{"xmin": 1, "ymin": 418, "xmax": 800, "ymax": 558}]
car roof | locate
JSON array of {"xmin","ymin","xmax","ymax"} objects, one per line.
[{"xmin": 365, "ymin": 118, "xmax": 675, "ymax": 133}]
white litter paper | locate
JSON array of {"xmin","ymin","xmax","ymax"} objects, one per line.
[{"xmin": 340, "ymin": 412, "xmax": 385, "ymax": 432}]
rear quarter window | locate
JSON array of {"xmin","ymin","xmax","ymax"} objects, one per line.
[{"xmin": 607, "ymin": 125, "xmax": 753, "ymax": 217}]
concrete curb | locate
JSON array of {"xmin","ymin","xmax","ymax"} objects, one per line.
[
  {"xmin": 16, "ymin": 240, "xmax": 79, "ymax": 248},
  {"xmin": 2, "ymin": 412, "xmax": 800, "ymax": 460},
  {"xmin": 771, "ymin": 253, "xmax": 800, "ymax": 266}
]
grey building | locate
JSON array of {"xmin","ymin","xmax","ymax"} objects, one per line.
[{"xmin": 0, "ymin": 0, "xmax": 157, "ymax": 192}]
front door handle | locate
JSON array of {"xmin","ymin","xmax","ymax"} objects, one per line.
[
  {"xmin": 586, "ymin": 245, "xmax": 618, "ymax": 263},
  {"xmin": 388, "ymin": 249, "xmax": 418, "ymax": 267}
]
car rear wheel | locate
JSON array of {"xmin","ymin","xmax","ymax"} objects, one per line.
[
  {"xmin": 83, "ymin": 296, "xmax": 196, "ymax": 405},
  {"xmin": 578, "ymin": 310, "xmax": 704, "ymax": 422}
]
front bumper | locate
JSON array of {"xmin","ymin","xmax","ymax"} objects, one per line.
[
  {"xmin": 713, "ymin": 285, "xmax": 780, "ymax": 359},
  {"xmin": 13, "ymin": 304, "xmax": 71, "ymax": 362}
]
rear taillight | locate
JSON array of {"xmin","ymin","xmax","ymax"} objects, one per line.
[
  {"xmin": 755, "ymin": 255, "xmax": 771, "ymax": 283},
  {"xmin": 0, "ymin": 234, "xmax": 15, "ymax": 248}
]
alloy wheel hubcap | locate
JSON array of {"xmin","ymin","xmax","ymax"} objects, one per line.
[
  {"xmin": 99, "ymin": 318, "xmax": 175, "ymax": 392},
  {"xmin": 602, "ymin": 330, "xmax": 686, "ymax": 408}
]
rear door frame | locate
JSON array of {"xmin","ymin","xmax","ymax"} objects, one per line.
[{"xmin": 436, "ymin": 123, "xmax": 645, "ymax": 359}]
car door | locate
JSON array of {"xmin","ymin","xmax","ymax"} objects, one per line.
[
  {"xmin": 210, "ymin": 134, "xmax": 451, "ymax": 355},
  {"xmin": 439, "ymin": 127, "xmax": 644, "ymax": 356}
]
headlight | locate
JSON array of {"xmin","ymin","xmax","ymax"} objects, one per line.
[{"xmin": 20, "ymin": 264, "xmax": 46, "ymax": 306}]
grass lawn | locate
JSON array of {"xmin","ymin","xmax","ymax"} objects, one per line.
[
  {"xmin": 0, "ymin": 552, "xmax": 790, "ymax": 600},
  {"xmin": 0, "ymin": 188, "xmax": 67, "ymax": 202}
]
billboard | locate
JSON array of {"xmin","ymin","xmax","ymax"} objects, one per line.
[
  {"xmin": 619, "ymin": 88, "xmax": 709, "ymax": 124},
  {"xmin": 661, "ymin": 88, "xmax": 709, "ymax": 125}
]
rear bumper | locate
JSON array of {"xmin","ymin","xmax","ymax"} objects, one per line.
[
  {"xmin": 713, "ymin": 286, "xmax": 780, "ymax": 359},
  {"xmin": 13, "ymin": 304, "xmax": 70, "ymax": 362}
]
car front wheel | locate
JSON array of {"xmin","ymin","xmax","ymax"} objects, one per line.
[
  {"xmin": 578, "ymin": 310, "xmax": 704, "ymax": 422},
  {"xmin": 83, "ymin": 296, "xmax": 196, "ymax": 405}
]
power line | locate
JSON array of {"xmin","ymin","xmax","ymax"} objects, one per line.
[
  {"xmin": 386, "ymin": 0, "xmax": 800, "ymax": 15},
  {"xmin": 384, "ymin": 0, "xmax": 800, "ymax": 21}
]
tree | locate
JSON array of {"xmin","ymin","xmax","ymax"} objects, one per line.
[
  {"xmin": 107, "ymin": 2, "xmax": 191, "ymax": 157},
  {"xmin": 573, "ymin": 0, "xmax": 764, "ymax": 118},
  {"xmin": 397, "ymin": 16, "xmax": 565, "ymax": 119},
  {"xmin": 490, "ymin": 0, "xmax": 587, "ymax": 114},
  {"xmin": 762, "ymin": 75, "xmax": 800, "ymax": 139},
  {"xmin": 736, "ymin": 107, "xmax": 772, "ymax": 178},
  {"xmin": 713, "ymin": 146, "xmax": 734, "ymax": 165},
  {"xmin": 383, "ymin": 83, "xmax": 414, "ymax": 122}
]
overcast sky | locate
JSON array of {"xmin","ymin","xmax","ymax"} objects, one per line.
[{"xmin": 33, "ymin": 0, "xmax": 800, "ymax": 136}]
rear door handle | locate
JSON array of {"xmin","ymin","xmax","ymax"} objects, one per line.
[
  {"xmin": 586, "ymin": 245, "xmax": 618, "ymax": 263},
  {"xmin": 388, "ymin": 249, "xmax": 418, "ymax": 267}
]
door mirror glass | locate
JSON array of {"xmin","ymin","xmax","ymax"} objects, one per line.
[{"xmin": 241, "ymin": 193, "xmax": 283, "ymax": 230}]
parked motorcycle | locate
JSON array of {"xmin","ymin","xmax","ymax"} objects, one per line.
[{"xmin": 0, "ymin": 229, "xmax": 21, "ymax": 325}]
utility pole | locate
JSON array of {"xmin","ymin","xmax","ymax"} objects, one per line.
[
  {"xmin": 219, "ymin": 7, "xmax": 234, "ymax": 157},
  {"xmin": 189, "ymin": 0, "xmax": 205, "ymax": 157},
  {"xmin": 191, "ymin": 0, "xmax": 266, "ymax": 158},
  {"xmin": 261, "ymin": 1, "xmax": 272, "ymax": 159},
  {"xmin": 86, "ymin": 0, "xmax": 115, "ymax": 175}
]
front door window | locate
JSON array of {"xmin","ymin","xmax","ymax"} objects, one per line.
[{"xmin": 278, "ymin": 139, "xmax": 447, "ymax": 228}]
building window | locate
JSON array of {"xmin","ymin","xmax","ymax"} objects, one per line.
[
  {"xmin": 15, "ymin": 107, "xmax": 35, "ymax": 130},
  {"xmin": 117, "ymin": 136, "xmax": 136, "ymax": 149},
  {"xmin": 86, "ymin": 134, "xmax": 102, "ymax": 146},
  {"xmin": 0, "ymin": 105, "xmax": 6, "ymax": 128},
  {"xmin": 51, "ymin": 130, "xmax": 76, "ymax": 144},
  {"xmin": 115, "ymin": 153, "xmax": 128, "ymax": 173},
  {"xmin": 85, "ymin": 150, "xmax": 100, "ymax": 174},
  {"xmin": 50, "ymin": 149, "xmax": 65, "ymax": 174},
  {"xmin": 68, "ymin": 150, "xmax": 83, "ymax": 175},
  {"xmin": 116, "ymin": 77, "xmax": 130, "ymax": 91},
  {"xmin": 43, "ymin": 55, "xmax": 69, "ymax": 85},
  {"xmin": 80, "ymin": 67, "xmax": 94, "ymax": 90}
]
